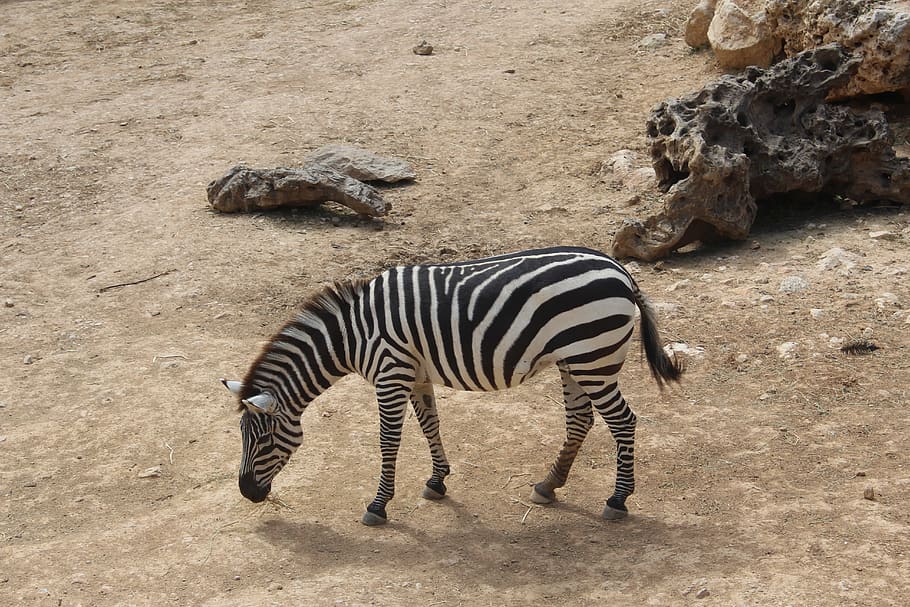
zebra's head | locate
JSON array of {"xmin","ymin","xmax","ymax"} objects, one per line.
[{"xmin": 222, "ymin": 378, "xmax": 303, "ymax": 503}]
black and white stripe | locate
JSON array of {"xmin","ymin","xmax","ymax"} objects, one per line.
[{"xmin": 224, "ymin": 246, "xmax": 682, "ymax": 524}]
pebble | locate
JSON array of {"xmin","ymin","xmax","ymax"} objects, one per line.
[
  {"xmin": 268, "ymin": 582, "xmax": 284, "ymax": 592},
  {"xmin": 776, "ymin": 342, "xmax": 798, "ymax": 358},
  {"xmin": 636, "ymin": 33, "xmax": 669, "ymax": 49},
  {"xmin": 779, "ymin": 276, "xmax": 809, "ymax": 294},
  {"xmin": 809, "ymin": 308, "xmax": 825, "ymax": 319},
  {"xmin": 817, "ymin": 247, "xmax": 858, "ymax": 274},
  {"xmin": 412, "ymin": 40, "xmax": 433, "ymax": 55},
  {"xmin": 3, "ymin": 299, "xmax": 12, "ymax": 308},
  {"xmin": 863, "ymin": 486, "xmax": 876, "ymax": 501},
  {"xmin": 233, "ymin": 575, "xmax": 241, "ymax": 581},
  {"xmin": 695, "ymin": 588, "xmax": 710, "ymax": 599},
  {"xmin": 667, "ymin": 279, "xmax": 690, "ymax": 292},
  {"xmin": 869, "ymin": 230, "xmax": 897, "ymax": 241},
  {"xmin": 23, "ymin": 355, "xmax": 34, "ymax": 365},
  {"xmin": 665, "ymin": 342, "xmax": 704, "ymax": 357},
  {"xmin": 138, "ymin": 466, "xmax": 162, "ymax": 478}
]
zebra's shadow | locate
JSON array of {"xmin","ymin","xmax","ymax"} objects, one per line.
[{"xmin": 253, "ymin": 496, "xmax": 749, "ymax": 590}]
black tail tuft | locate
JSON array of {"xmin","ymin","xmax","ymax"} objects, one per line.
[{"xmin": 634, "ymin": 288, "xmax": 684, "ymax": 388}]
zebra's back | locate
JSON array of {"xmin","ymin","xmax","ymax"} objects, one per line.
[{"xmin": 360, "ymin": 247, "xmax": 638, "ymax": 391}]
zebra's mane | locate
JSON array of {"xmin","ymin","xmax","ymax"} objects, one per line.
[{"xmin": 238, "ymin": 279, "xmax": 367, "ymax": 407}]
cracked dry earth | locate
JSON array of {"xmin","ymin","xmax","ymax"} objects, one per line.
[{"xmin": 1, "ymin": 1, "xmax": 909, "ymax": 606}]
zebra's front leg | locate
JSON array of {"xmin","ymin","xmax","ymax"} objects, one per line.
[
  {"xmin": 362, "ymin": 381, "xmax": 412, "ymax": 526},
  {"xmin": 530, "ymin": 366, "xmax": 594, "ymax": 505},
  {"xmin": 410, "ymin": 383, "xmax": 451, "ymax": 501}
]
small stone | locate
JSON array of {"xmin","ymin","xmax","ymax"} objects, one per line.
[
  {"xmin": 3, "ymin": 299, "xmax": 12, "ymax": 308},
  {"xmin": 695, "ymin": 588, "xmax": 710, "ymax": 599},
  {"xmin": 863, "ymin": 486, "xmax": 875, "ymax": 500},
  {"xmin": 412, "ymin": 41, "xmax": 433, "ymax": 55},
  {"xmin": 809, "ymin": 308, "xmax": 825, "ymax": 319},
  {"xmin": 233, "ymin": 575, "xmax": 241, "ymax": 581},
  {"xmin": 668, "ymin": 279, "xmax": 691, "ymax": 292},
  {"xmin": 779, "ymin": 276, "xmax": 810, "ymax": 294},
  {"xmin": 637, "ymin": 33, "xmax": 669, "ymax": 50},
  {"xmin": 869, "ymin": 230, "xmax": 897, "ymax": 241},
  {"xmin": 138, "ymin": 466, "xmax": 162, "ymax": 478},
  {"xmin": 268, "ymin": 582, "xmax": 284, "ymax": 592},
  {"xmin": 24, "ymin": 481, "xmax": 37, "ymax": 487},
  {"xmin": 818, "ymin": 248, "xmax": 859, "ymax": 274},
  {"xmin": 23, "ymin": 355, "xmax": 34, "ymax": 365},
  {"xmin": 776, "ymin": 342, "xmax": 798, "ymax": 358}
]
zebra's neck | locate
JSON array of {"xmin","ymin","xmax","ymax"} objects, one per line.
[{"xmin": 242, "ymin": 281, "xmax": 364, "ymax": 415}]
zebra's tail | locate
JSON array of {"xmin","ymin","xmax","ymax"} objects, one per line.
[{"xmin": 633, "ymin": 285, "xmax": 684, "ymax": 388}]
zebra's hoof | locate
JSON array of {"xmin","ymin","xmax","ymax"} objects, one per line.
[
  {"xmin": 422, "ymin": 484, "xmax": 446, "ymax": 500},
  {"xmin": 530, "ymin": 484, "xmax": 555, "ymax": 505},
  {"xmin": 361, "ymin": 510, "xmax": 388, "ymax": 526},
  {"xmin": 602, "ymin": 504, "xmax": 628, "ymax": 520}
]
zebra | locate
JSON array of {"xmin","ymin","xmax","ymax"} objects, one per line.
[{"xmin": 221, "ymin": 246, "xmax": 683, "ymax": 525}]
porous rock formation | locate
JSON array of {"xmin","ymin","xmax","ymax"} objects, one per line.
[
  {"xmin": 767, "ymin": 0, "xmax": 910, "ymax": 98},
  {"xmin": 611, "ymin": 44, "xmax": 910, "ymax": 261},
  {"xmin": 687, "ymin": 0, "xmax": 910, "ymax": 98}
]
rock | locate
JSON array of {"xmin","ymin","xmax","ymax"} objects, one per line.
[
  {"xmin": 23, "ymin": 354, "xmax": 34, "ymax": 365},
  {"xmin": 304, "ymin": 144, "xmax": 416, "ymax": 183},
  {"xmin": 685, "ymin": 0, "xmax": 718, "ymax": 48},
  {"xmin": 707, "ymin": 0, "xmax": 780, "ymax": 68},
  {"xmin": 637, "ymin": 33, "xmax": 669, "ymax": 50},
  {"xmin": 412, "ymin": 40, "xmax": 434, "ymax": 55},
  {"xmin": 767, "ymin": 0, "xmax": 910, "ymax": 98},
  {"xmin": 665, "ymin": 342, "xmax": 705, "ymax": 357},
  {"xmin": 777, "ymin": 341, "xmax": 798, "ymax": 358},
  {"xmin": 779, "ymin": 276, "xmax": 809, "ymax": 293},
  {"xmin": 138, "ymin": 466, "xmax": 162, "ymax": 478},
  {"xmin": 809, "ymin": 308, "xmax": 825, "ymax": 319},
  {"xmin": 604, "ymin": 149, "xmax": 639, "ymax": 176},
  {"xmin": 695, "ymin": 588, "xmax": 711, "ymax": 599},
  {"xmin": 869, "ymin": 230, "xmax": 898, "ymax": 241},
  {"xmin": 667, "ymin": 279, "xmax": 691, "ymax": 292},
  {"xmin": 3, "ymin": 299, "xmax": 12, "ymax": 308},
  {"xmin": 612, "ymin": 45, "xmax": 910, "ymax": 260},
  {"xmin": 207, "ymin": 164, "xmax": 389, "ymax": 216},
  {"xmin": 863, "ymin": 486, "xmax": 876, "ymax": 500},
  {"xmin": 817, "ymin": 247, "xmax": 859, "ymax": 274}
]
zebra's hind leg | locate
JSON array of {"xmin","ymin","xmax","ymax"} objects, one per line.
[
  {"xmin": 588, "ymin": 380, "xmax": 637, "ymax": 521},
  {"xmin": 409, "ymin": 383, "xmax": 451, "ymax": 500},
  {"xmin": 530, "ymin": 364, "xmax": 595, "ymax": 505}
]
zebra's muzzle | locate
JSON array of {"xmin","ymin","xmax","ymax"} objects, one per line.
[{"xmin": 239, "ymin": 473, "xmax": 271, "ymax": 503}]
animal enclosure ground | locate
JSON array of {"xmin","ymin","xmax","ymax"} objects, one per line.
[{"xmin": 1, "ymin": 1, "xmax": 909, "ymax": 605}]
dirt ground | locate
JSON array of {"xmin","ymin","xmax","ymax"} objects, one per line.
[{"xmin": 2, "ymin": 1, "xmax": 909, "ymax": 605}]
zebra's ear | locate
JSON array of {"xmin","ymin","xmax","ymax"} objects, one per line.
[
  {"xmin": 242, "ymin": 392, "xmax": 278, "ymax": 415},
  {"xmin": 221, "ymin": 378, "xmax": 243, "ymax": 395}
]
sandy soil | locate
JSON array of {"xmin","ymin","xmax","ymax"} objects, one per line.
[{"xmin": 2, "ymin": 1, "xmax": 909, "ymax": 605}]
